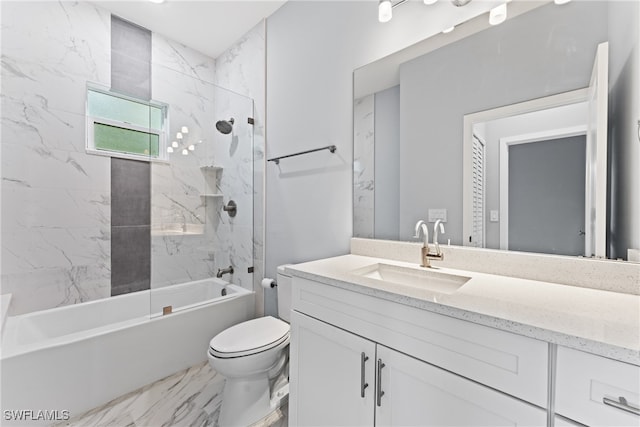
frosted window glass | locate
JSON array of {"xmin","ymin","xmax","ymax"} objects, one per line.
[
  {"xmin": 88, "ymin": 89, "xmax": 163, "ymax": 130},
  {"xmin": 94, "ymin": 123, "xmax": 159, "ymax": 157}
]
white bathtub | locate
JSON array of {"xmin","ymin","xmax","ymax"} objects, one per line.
[{"xmin": 0, "ymin": 278, "xmax": 254, "ymax": 426}]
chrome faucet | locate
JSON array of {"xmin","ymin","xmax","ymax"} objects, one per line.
[
  {"xmin": 216, "ymin": 265, "xmax": 234, "ymax": 278},
  {"xmin": 414, "ymin": 220, "xmax": 444, "ymax": 268},
  {"xmin": 433, "ymin": 219, "xmax": 446, "ymax": 257}
]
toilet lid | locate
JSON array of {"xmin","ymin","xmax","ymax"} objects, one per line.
[{"xmin": 209, "ymin": 316, "xmax": 290, "ymax": 358}]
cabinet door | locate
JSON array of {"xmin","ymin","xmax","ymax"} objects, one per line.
[
  {"xmin": 375, "ymin": 345, "xmax": 547, "ymax": 426},
  {"xmin": 289, "ymin": 311, "xmax": 376, "ymax": 426}
]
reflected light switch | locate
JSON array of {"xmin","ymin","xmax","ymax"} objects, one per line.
[
  {"xmin": 428, "ymin": 209, "xmax": 447, "ymax": 222},
  {"xmin": 490, "ymin": 210, "xmax": 499, "ymax": 222}
]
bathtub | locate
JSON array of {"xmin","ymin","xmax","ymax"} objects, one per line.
[{"xmin": 0, "ymin": 278, "xmax": 254, "ymax": 426}]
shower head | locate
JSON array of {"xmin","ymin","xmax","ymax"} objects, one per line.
[{"xmin": 215, "ymin": 118, "xmax": 234, "ymax": 135}]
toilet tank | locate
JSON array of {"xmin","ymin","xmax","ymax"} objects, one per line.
[{"xmin": 276, "ymin": 265, "xmax": 293, "ymax": 322}]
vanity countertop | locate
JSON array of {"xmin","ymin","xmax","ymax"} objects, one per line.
[{"xmin": 285, "ymin": 254, "xmax": 640, "ymax": 365}]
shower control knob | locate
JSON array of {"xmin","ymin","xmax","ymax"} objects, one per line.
[{"xmin": 223, "ymin": 200, "xmax": 237, "ymax": 218}]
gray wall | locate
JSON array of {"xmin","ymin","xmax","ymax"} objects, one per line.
[
  {"xmin": 265, "ymin": 1, "xmax": 469, "ymax": 277},
  {"xmin": 374, "ymin": 86, "xmax": 400, "ymax": 240},
  {"xmin": 398, "ymin": 1, "xmax": 608, "ymax": 244},
  {"xmin": 508, "ymin": 136, "xmax": 586, "ymax": 256}
]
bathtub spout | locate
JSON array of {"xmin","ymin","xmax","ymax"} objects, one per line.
[{"xmin": 216, "ymin": 266, "xmax": 234, "ymax": 278}]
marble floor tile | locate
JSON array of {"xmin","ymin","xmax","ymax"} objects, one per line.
[{"xmin": 56, "ymin": 362, "xmax": 288, "ymax": 427}]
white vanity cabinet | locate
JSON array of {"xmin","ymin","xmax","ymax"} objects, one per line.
[
  {"xmin": 289, "ymin": 276, "xmax": 548, "ymax": 426},
  {"xmin": 290, "ymin": 311, "xmax": 375, "ymax": 426},
  {"xmin": 555, "ymin": 346, "xmax": 640, "ymax": 427},
  {"xmin": 375, "ymin": 344, "xmax": 546, "ymax": 426},
  {"xmin": 290, "ymin": 311, "xmax": 546, "ymax": 426}
]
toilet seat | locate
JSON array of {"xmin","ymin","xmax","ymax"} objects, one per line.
[{"xmin": 209, "ymin": 316, "xmax": 290, "ymax": 358}]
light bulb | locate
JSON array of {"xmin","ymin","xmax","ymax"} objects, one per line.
[
  {"xmin": 188, "ymin": 144, "xmax": 195, "ymax": 151},
  {"xmin": 167, "ymin": 147, "xmax": 174, "ymax": 153},
  {"xmin": 181, "ymin": 126, "xmax": 189, "ymax": 134},
  {"xmin": 554, "ymin": 0, "xmax": 571, "ymax": 4},
  {"xmin": 489, "ymin": 3, "xmax": 507, "ymax": 26},
  {"xmin": 172, "ymin": 141, "xmax": 179, "ymax": 148},
  {"xmin": 181, "ymin": 149, "xmax": 188, "ymax": 155},
  {"xmin": 379, "ymin": 0, "xmax": 392, "ymax": 23},
  {"xmin": 176, "ymin": 132, "xmax": 183, "ymax": 139},
  {"xmin": 442, "ymin": 26, "xmax": 455, "ymax": 34},
  {"xmin": 423, "ymin": 0, "xmax": 437, "ymax": 5}
]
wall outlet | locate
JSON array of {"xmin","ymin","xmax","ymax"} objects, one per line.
[
  {"xmin": 490, "ymin": 210, "xmax": 499, "ymax": 222},
  {"xmin": 428, "ymin": 208, "xmax": 447, "ymax": 223}
]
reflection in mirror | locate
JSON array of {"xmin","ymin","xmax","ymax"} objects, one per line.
[
  {"xmin": 353, "ymin": 0, "xmax": 639, "ymax": 260},
  {"xmin": 463, "ymin": 90, "xmax": 591, "ymax": 257}
]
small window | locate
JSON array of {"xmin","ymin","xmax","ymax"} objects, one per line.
[{"xmin": 86, "ymin": 84, "xmax": 168, "ymax": 162}]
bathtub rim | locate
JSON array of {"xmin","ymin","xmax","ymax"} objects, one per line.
[{"xmin": 1, "ymin": 283, "xmax": 252, "ymax": 360}]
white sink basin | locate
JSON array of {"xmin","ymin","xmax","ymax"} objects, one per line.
[{"xmin": 351, "ymin": 263, "xmax": 471, "ymax": 294}]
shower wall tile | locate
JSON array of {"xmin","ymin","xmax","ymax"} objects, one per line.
[
  {"xmin": 152, "ymin": 33, "xmax": 216, "ymax": 83},
  {"xmin": 1, "ymin": 186, "xmax": 110, "ymax": 231},
  {"xmin": 1, "ymin": 1, "xmax": 112, "ymax": 314},
  {"xmin": 111, "ymin": 226, "xmax": 151, "ymax": 296},
  {"xmin": 0, "ymin": 1, "xmax": 111, "ymax": 115},
  {"xmin": 0, "ymin": 265, "xmax": 111, "ymax": 316},
  {"xmin": 150, "ymin": 40, "xmax": 216, "ymax": 288},
  {"xmin": 111, "ymin": 159, "xmax": 151, "ymax": 227},
  {"xmin": 111, "ymin": 16, "xmax": 152, "ymax": 100},
  {"xmin": 150, "ymin": 234, "xmax": 215, "ymax": 289},
  {"xmin": 1, "ymin": 97, "xmax": 87, "ymax": 153},
  {"xmin": 109, "ymin": 16, "xmax": 152, "ymax": 297},
  {"xmin": 1, "ymin": 143, "xmax": 111, "ymax": 192},
  {"xmin": 214, "ymin": 21, "xmax": 266, "ymax": 301},
  {"xmin": 353, "ymin": 94, "xmax": 375, "ymax": 239}
]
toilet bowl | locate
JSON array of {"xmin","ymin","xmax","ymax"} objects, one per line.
[{"xmin": 207, "ymin": 266, "xmax": 292, "ymax": 427}]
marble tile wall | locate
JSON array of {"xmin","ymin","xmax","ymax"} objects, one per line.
[
  {"xmin": 150, "ymin": 35, "xmax": 217, "ymax": 289},
  {"xmin": 1, "ymin": 1, "xmax": 112, "ymax": 315},
  {"xmin": 214, "ymin": 21, "xmax": 267, "ymax": 304},
  {"xmin": 1, "ymin": 1, "xmax": 263, "ymax": 314},
  {"xmin": 150, "ymin": 33, "xmax": 256, "ymax": 291},
  {"xmin": 353, "ymin": 94, "xmax": 375, "ymax": 239}
]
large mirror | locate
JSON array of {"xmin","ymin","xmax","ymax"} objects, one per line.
[{"xmin": 353, "ymin": 0, "xmax": 639, "ymax": 260}]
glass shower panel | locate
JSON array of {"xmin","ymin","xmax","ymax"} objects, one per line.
[{"xmin": 149, "ymin": 63, "xmax": 254, "ymax": 317}]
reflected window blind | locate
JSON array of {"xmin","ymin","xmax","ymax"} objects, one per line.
[{"xmin": 472, "ymin": 134, "xmax": 485, "ymax": 248}]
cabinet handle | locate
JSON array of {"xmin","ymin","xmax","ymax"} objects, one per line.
[
  {"xmin": 360, "ymin": 352, "xmax": 369, "ymax": 398},
  {"xmin": 603, "ymin": 396, "xmax": 640, "ymax": 416},
  {"xmin": 377, "ymin": 358, "xmax": 386, "ymax": 407}
]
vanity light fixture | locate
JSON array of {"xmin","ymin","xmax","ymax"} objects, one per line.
[
  {"xmin": 489, "ymin": 3, "xmax": 507, "ymax": 26},
  {"xmin": 379, "ymin": 0, "xmax": 393, "ymax": 23}
]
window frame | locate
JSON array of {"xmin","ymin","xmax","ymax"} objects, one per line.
[{"xmin": 85, "ymin": 83, "xmax": 169, "ymax": 163}]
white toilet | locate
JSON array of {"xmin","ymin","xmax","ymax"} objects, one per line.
[{"xmin": 208, "ymin": 266, "xmax": 292, "ymax": 427}]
